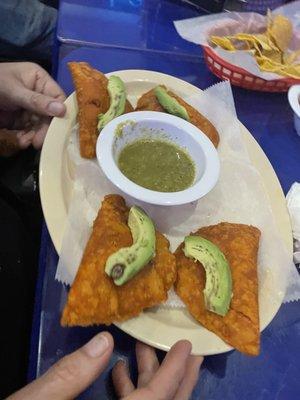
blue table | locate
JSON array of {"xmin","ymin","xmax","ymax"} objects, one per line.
[
  {"xmin": 56, "ymin": 0, "xmax": 204, "ymax": 56},
  {"xmin": 30, "ymin": 2, "xmax": 300, "ymax": 399}
]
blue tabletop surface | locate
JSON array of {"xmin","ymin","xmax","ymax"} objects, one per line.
[
  {"xmin": 57, "ymin": 0, "xmax": 204, "ymax": 56},
  {"xmin": 30, "ymin": 2, "xmax": 300, "ymax": 399}
]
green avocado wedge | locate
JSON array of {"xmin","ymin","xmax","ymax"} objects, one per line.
[
  {"xmin": 105, "ymin": 206, "xmax": 156, "ymax": 286},
  {"xmin": 97, "ymin": 76, "xmax": 126, "ymax": 131},
  {"xmin": 154, "ymin": 86, "xmax": 190, "ymax": 121},
  {"xmin": 183, "ymin": 235, "xmax": 232, "ymax": 316}
]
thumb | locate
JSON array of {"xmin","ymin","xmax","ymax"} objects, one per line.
[
  {"xmin": 13, "ymin": 86, "xmax": 66, "ymax": 117},
  {"xmin": 8, "ymin": 332, "xmax": 114, "ymax": 400}
]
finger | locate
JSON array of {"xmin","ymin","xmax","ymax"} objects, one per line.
[
  {"xmin": 121, "ymin": 341, "xmax": 192, "ymax": 400},
  {"xmin": 31, "ymin": 118, "xmax": 50, "ymax": 149},
  {"xmin": 33, "ymin": 66, "xmax": 66, "ymax": 102},
  {"xmin": 17, "ymin": 130, "xmax": 35, "ymax": 149},
  {"xmin": 7, "ymin": 332, "xmax": 114, "ymax": 400},
  {"xmin": 136, "ymin": 342, "xmax": 159, "ymax": 388},
  {"xmin": 146, "ymin": 340, "xmax": 192, "ymax": 399},
  {"xmin": 173, "ymin": 355, "xmax": 203, "ymax": 400},
  {"xmin": 43, "ymin": 77, "xmax": 66, "ymax": 103},
  {"xmin": 151, "ymin": 340, "xmax": 192, "ymax": 397},
  {"xmin": 12, "ymin": 86, "xmax": 66, "ymax": 118},
  {"xmin": 112, "ymin": 360, "xmax": 135, "ymax": 398}
]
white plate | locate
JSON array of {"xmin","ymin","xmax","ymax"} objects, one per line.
[{"xmin": 40, "ymin": 70, "xmax": 293, "ymax": 355}]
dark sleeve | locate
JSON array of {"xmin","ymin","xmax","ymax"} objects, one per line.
[{"xmin": 0, "ymin": 0, "xmax": 57, "ymax": 60}]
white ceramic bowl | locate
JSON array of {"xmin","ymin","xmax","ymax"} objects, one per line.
[
  {"xmin": 96, "ymin": 111, "xmax": 220, "ymax": 206},
  {"xmin": 288, "ymin": 85, "xmax": 300, "ymax": 136}
]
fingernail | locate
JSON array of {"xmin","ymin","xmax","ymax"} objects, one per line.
[
  {"xmin": 117, "ymin": 356, "xmax": 128, "ymax": 367},
  {"xmin": 47, "ymin": 101, "xmax": 65, "ymax": 116},
  {"xmin": 83, "ymin": 333, "xmax": 109, "ymax": 358}
]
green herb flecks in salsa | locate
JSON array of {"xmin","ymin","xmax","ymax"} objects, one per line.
[
  {"xmin": 118, "ymin": 139, "xmax": 195, "ymax": 192},
  {"xmin": 115, "ymin": 120, "xmax": 136, "ymax": 138}
]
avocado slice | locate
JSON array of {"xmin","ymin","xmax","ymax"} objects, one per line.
[
  {"xmin": 184, "ymin": 235, "xmax": 232, "ymax": 316},
  {"xmin": 154, "ymin": 86, "xmax": 190, "ymax": 121},
  {"xmin": 97, "ymin": 76, "xmax": 126, "ymax": 131},
  {"xmin": 105, "ymin": 205, "xmax": 156, "ymax": 285}
]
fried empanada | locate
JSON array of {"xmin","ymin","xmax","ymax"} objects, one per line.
[
  {"xmin": 175, "ymin": 222, "xmax": 260, "ymax": 355},
  {"xmin": 68, "ymin": 62, "xmax": 133, "ymax": 159},
  {"xmin": 136, "ymin": 86, "xmax": 219, "ymax": 147},
  {"xmin": 61, "ymin": 194, "xmax": 176, "ymax": 326}
]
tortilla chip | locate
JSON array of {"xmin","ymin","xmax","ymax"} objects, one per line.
[
  {"xmin": 280, "ymin": 63, "xmax": 300, "ymax": 79},
  {"xmin": 268, "ymin": 15, "xmax": 293, "ymax": 52},
  {"xmin": 210, "ymin": 36, "xmax": 236, "ymax": 51},
  {"xmin": 209, "ymin": 13, "xmax": 297, "ymax": 79},
  {"xmin": 284, "ymin": 50, "xmax": 300, "ymax": 65},
  {"xmin": 253, "ymin": 34, "xmax": 280, "ymax": 54},
  {"xmin": 175, "ymin": 222, "xmax": 261, "ymax": 356},
  {"xmin": 68, "ymin": 62, "xmax": 133, "ymax": 159},
  {"xmin": 61, "ymin": 194, "xmax": 176, "ymax": 326},
  {"xmin": 230, "ymin": 33, "xmax": 273, "ymax": 51},
  {"xmin": 257, "ymin": 57, "xmax": 300, "ymax": 78},
  {"xmin": 136, "ymin": 87, "xmax": 220, "ymax": 148},
  {"xmin": 260, "ymin": 51, "xmax": 282, "ymax": 65}
]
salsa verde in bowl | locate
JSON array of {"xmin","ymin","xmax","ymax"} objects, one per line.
[{"xmin": 96, "ymin": 111, "xmax": 220, "ymax": 206}]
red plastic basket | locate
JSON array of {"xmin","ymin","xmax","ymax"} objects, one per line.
[{"xmin": 203, "ymin": 46, "xmax": 300, "ymax": 92}]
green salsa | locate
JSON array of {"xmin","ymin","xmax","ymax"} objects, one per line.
[{"xmin": 118, "ymin": 139, "xmax": 195, "ymax": 192}]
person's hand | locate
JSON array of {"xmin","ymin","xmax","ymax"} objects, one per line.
[
  {"xmin": 113, "ymin": 341, "xmax": 203, "ymax": 400},
  {"xmin": 7, "ymin": 332, "xmax": 114, "ymax": 400},
  {"xmin": 7, "ymin": 334, "xmax": 202, "ymax": 400},
  {"xmin": 0, "ymin": 62, "xmax": 66, "ymax": 152}
]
